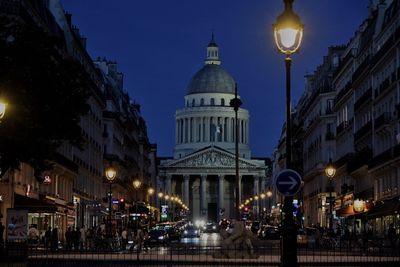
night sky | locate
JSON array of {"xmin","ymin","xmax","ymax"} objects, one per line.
[{"xmin": 61, "ymin": 0, "xmax": 369, "ymax": 157}]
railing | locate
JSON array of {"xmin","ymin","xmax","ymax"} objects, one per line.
[
  {"xmin": 2, "ymin": 238, "xmax": 399, "ymax": 267},
  {"xmin": 374, "ymin": 112, "xmax": 391, "ymax": 130},
  {"xmin": 336, "ymin": 121, "xmax": 349, "ymax": 136},
  {"xmin": 354, "ymin": 88, "xmax": 372, "ymax": 111},
  {"xmin": 334, "ymin": 82, "xmax": 352, "ymax": 106},
  {"xmin": 354, "ymin": 121, "xmax": 372, "ymax": 142}
]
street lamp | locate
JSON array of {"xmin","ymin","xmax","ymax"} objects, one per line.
[
  {"xmin": 230, "ymin": 84, "xmax": 242, "ymax": 220},
  {"xmin": 273, "ymin": 1, "xmax": 303, "ymax": 266},
  {"xmin": 105, "ymin": 166, "xmax": 117, "ymax": 238},
  {"xmin": 133, "ymin": 178, "xmax": 141, "ymax": 231},
  {"xmin": 325, "ymin": 158, "xmax": 336, "ymax": 233},
  {"xmin": 0, "ymin": 101, "xmax": 7, "ymax": 120}
]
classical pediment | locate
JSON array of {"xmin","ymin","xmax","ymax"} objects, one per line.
[{"xmin": 162, "ymin": 146, "xmax": 261, "ymax": 169}]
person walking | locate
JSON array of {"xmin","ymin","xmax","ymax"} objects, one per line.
[
  {"xmin": 0, "ymin": 222, "xmax": 5, "ymax": 244},
  {"xmin": 44, "ymin": 227, "xmax": 52, "ymax": 249},
  {"xmin": 51, "ymin": 227, "xmax": 58, "ymax": 251},
  {"xmin": 136, "ymin": 228, "xmax": 144, "ymax": 253},
  {"xmin": 121, "ymin": 228, "xmax": 127, "ymax": 251},
  {"xmin": 80, "ymin": 226, "xmax": 86, "ymax": 251}
]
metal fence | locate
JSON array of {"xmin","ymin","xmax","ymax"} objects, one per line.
[{"xmin": 1, "ymin": 240, "xmax": 399, "ymax": 267}]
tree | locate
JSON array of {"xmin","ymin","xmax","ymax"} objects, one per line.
[{"xmin": 0, "ymin": 15, "xmax": 91, "ymax": 178}]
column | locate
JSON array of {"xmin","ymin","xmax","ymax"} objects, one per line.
[
  {"xmin": 166, "ymin": 175, "xmax": 172, "ymax": 195},
  {"xmin": 218, "ymin": 175, "xmax": 224, "ymax": 220},
  {"xmin": 254, "ymin": 176, "xmax": 260, "ymax": 219},
  {"xmin": 201, "ymin": 175, "xmax": 207, "ymax": 217},
  {"xmin": 175, "ymin": 120, "xmax": 178, "ymax": 144},
  {"xmin": 184, "ymin": 175, "xmax": 190, "ymax": 208},
  {"xmin": 239, "ymin": 175, "xmax": 243, "ymax": 204},
  {"xmin": 205, "ymin": 117, "xmax": 210, "ymax": 142}
]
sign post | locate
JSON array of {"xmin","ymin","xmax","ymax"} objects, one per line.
[{"xmin": 275, "ymin": 169, "xmax": 302, "ymax": 196}]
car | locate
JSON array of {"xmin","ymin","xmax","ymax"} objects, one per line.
[
  {"xmin": 251, "ymin": 221, "xmax": 261, "ymax": 234},
  {"xmin": 155, "ymin": 222, "xmax": 181, "ymax": 241},
  {"xmin": 147, "ymin": 229, "xmax": 169, "ymax": 245},
  {"xmin": 203, "ymin": 221, "xmax": 218, "ymax": 233},
  {"xmin": 258, "ymin": 225, "xmax": 280, "ymax": 240},
  {"xmin": 182, "ymin": 225, "xmax": 200, "ymax": 238}
]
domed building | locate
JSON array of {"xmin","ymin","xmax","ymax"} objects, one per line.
[{"xmin": 158, "ymin": 35, "xmax": 267, "ymax": 222}]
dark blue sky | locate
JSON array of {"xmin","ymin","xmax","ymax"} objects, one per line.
[{"xmin": 61, "ymin": 0, "xmax": 368, "ymax": 157}]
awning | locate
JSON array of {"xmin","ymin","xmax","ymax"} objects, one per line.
[
  {"xmin": 14, "ymin": 194, "xmax": 57, "ymax": 213},
  {"xmin": 367, "ymin": 197, "xmax": 400, "ymax": 219},
  {"xmin": 336, "ymin": 201, "xmax": 373, "ymax": 218}
]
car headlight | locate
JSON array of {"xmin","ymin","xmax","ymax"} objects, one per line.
[
  {"xmin": 184, "ymin": 230, "xmax": 188, "ymax": 234},
  {"xmin": 212, "ymin": 226, "xmax": 216, "ymax": 230},
  {"xmin": 194, "ymin": 230, "xmax": 198, "ymax": 234},
  {"xmin": 158, "ymin": 236, "xmax": 164, "ymax": 240}
]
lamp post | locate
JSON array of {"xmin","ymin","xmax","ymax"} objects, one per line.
[
  {"xmin": 147, "ymin": 185, "xmax": 154, "ymax": 230},
  {"xmin": 273, "ymin": 1, "xmax": 303, "ymax": 266},
  {"xmin": 230, "ymin": 84, "xmax": 242, "ymax": 220},
  {"xmin": 105, "ymin": 166, "xmax": 117, "ymax": 238},
  {"xmin": 0, "ymin": 101, "xmax": 7, "ymax": 120},
  {"xmin": 325, "ymin": 158, "xmax": 336, "ymax": 233},
  {"xmin": 133, "ymin": 178, "xmax": 141, "ymax": 231}
]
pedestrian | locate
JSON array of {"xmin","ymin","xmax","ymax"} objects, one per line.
[
  {"xmin": 65, "ymin": 227, "xmax": 72, "ymax": 250},
  {"xmin": 44, "ymin": 227, "xmax": 51, "ymax": 249},
  {"xmin": 73, "ymin": 227, "xmax": 80, "ymax": 250},
  {"xmin": 51, "ymin": 227, "xmax": 58, "ymax": 251},
  {"xmin": 80, "ymin": 226, "xmax": 86, "ymax": 251},
  {"xmin": 86, "ymin": 227, "xmax": 93, "ymax": 251},
  {"xmin": 121, "ymin": 228, "xmax": 127, "ymax": 251},
  {"xmin": 388, "ymin": 224, "xmax": 397, "ymax": 253},
  {"xmin": 0, "ymin": 222, "xmax": 5, "ymax": 244},
  {"xmin": 136, "ymin": 228, "xmax": 145, "ymax": 252}
]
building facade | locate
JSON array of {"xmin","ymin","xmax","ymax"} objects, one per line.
[{"xmin": 158, "ymin": 36, "xmax": 268, "ymax": 222}]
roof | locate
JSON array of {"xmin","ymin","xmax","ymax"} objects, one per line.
[{"xmin": 186, "ymin": 64, "xmax": 235, "ymax": 95}]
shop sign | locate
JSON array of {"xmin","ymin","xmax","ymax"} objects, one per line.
[
  {"xmin": 353, "ymin": 199, "xmax": 365, "ymax": 213},
  {"xmin": 43, "ymin": 175, "xmax": 51, "ymax": 185},
  {"xmin": 343, "ymin": 193, "xmax": 353, "ymax": 206},
  {"xmin": 7, "ymin": 209, "xmax": 28, "ymax": 240}
]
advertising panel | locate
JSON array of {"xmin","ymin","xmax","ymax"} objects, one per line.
[{"xmin": 7, "ymin": 209, "xmax": 28, "ymax": 240}]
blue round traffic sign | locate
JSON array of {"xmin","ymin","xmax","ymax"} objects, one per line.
[{"xmin": 275, "ymin": 169, "xmax": 302, "ymax": 196}]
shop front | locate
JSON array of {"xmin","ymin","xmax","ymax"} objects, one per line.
[{"xmin": 366, "ymin": 196, "xmax": 400, "ymax": 237}]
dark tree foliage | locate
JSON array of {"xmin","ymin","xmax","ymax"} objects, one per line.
[{"xmin": 0, "ymin": 15, "xmax": 91, "ymax": 177}]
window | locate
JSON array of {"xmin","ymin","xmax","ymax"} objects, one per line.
[
  {"xmin": 192, "ymin": 99, "xmax": 195, "ymax": 107},
  {"xmin": 221, "ymin": 99, "xmax": 225, "ymax": 106},
  {"xmin": 200, "ymin": 98, "xmax": 204, "ymax": 106},
  {"xmin": 210, "ymin": 98, "xmax": 215, "ymax": 106}
]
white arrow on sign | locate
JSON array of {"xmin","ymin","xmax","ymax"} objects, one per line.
[{"xmin": 277, "ymin": 175, "xmax": 297, "ymax": 190}]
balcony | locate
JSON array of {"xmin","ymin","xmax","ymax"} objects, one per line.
[
  {"xmin": 335, "ymin": 153, "xmax": 352, "ymax": 168},
  {"xmin": 325, "ymin": 132, "xmax": 335, "ymax": 141},
  {"xmin": 352, "ymin": 56, "xmax": 370, "ymax": 82},
  {"xmin": 336, "ymin": 121, "xmax": 349, "ymax": 136},
  {"xmin": 369, "ymin": 148, "xmax": 393, "ymax": 169},
  {"xmin": 375, "ymin": 77, "xmax": 392, "ymax": 98},
  {"xmin": 354, "ymin": 121, "xmax": 372, "ymax": 142},
  {"xmin": 334, "ymin": 82, "xmax": 352, "ymax": 106},
  {"xmin": 347, "ymin": 147, "xmax": 372, "ymax": 173},
  {"xmin": 374, "ymin": 112, "xmax": 391, "ymax": 131},
  {"xmin": 354, "ymin": 88, "xmax": 372, "ymax": 111}
]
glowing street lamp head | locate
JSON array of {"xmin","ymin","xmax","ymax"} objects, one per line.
[
  {"xmin": 105, "ymin": 166, "xmax": 116, "ymax": 182},
  {"xmin": 147, "ymin": 187, "xmax": 155, "ymax": 195},
  {"xmin": 273, "ymin": 0, "xmax": 303, "ymax": 55},
  {"xmin": 0, "ymin": 101, "xmax": 7, "ymax": 120},
  {"xmin": 158, "ymin": 192, "xmax": 164, "ymax": 198},
  {"xmin": 164, "ymin": 194, "xmax": 170, "ymax": 200},
  {"xmin": 266, "ymin": 190, "xmax": 273, "ymax": 198},
  {"xmin": 325, "ymin": 158, "xmax": 336, "ymax": 178},
  {"xmin": 133, "ymin": 179, "xmax": 141, "ymax": 189}
]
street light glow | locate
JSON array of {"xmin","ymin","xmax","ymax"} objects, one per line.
[
  {"xmin": 133, "ymin": 179, "xmax": 141, "ymax": 189},
  {"xmin": 105, "ymin": 166, "xmax": 116, "ymax": 182},
  {"xmin": 0, "ymin": 101, "xmax": 7, "ymax": 120}
]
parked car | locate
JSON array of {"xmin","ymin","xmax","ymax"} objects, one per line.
[
  {"xmin": 258, "ymin": 225, "xmax": 280, "ymax": 240},
  {"xmin": 297, "ymin": 229, "xmax": 307, "ymax": 247},
  {"xmin": 251, "ymin": 221, "xmax": 261, "ymax": 234},
  {"xmin": 182, "ymin": 225, "xmax": 201, "ymax": 238},
  {"xmin": 147, "ymin": 229, "xmax": 169, "ymax": 245},
  {"xmin": 155, "ymin": 222, "xmax": 181, "ymax": 241},
  {"xmin": 203, "ymin": 221, "xmax": 218, "ymax": 233}
]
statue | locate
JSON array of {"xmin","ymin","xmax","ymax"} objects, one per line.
[{"xmin": 214, "ymin": 220, "xmax": 257, "ymax": 259}]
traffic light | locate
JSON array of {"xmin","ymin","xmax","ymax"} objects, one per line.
[{"xmin": 119, "ymin": 198, "xmax": 125, "ymax": 210}]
